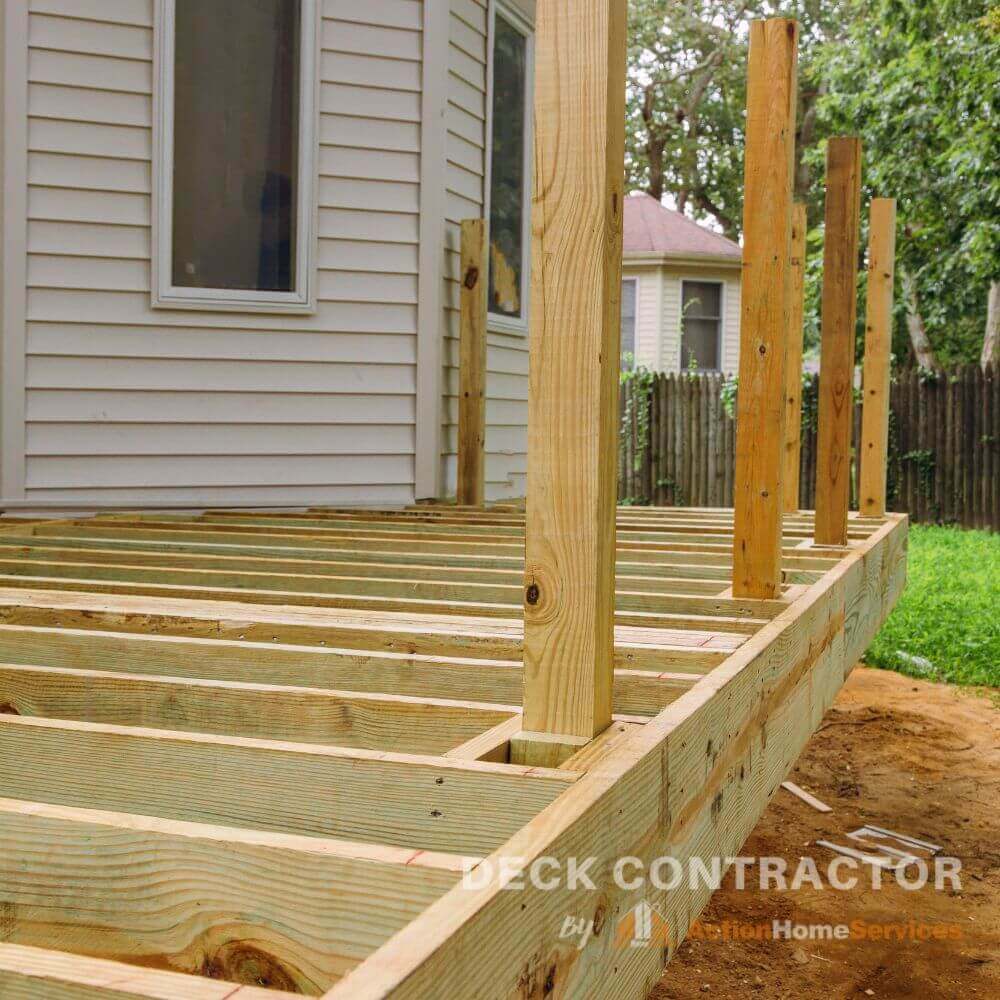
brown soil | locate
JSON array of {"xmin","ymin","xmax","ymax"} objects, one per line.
[{"xmin": 651, "ymin": 667, "xmax": 1000, "ymax": 1000}]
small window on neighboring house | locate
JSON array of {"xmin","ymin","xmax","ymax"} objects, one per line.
[
  {"xmin": 621, "ymin": 278, "xmax": 637, "ymax": 371},
  {"xmin": 487, "ymin": 4, "xmax": 533, "ymax": 330},
  {"xmin": 680, "ymin": 280, "xmax": 722, "ymax": 371},
  {"xmin": 155, "ymin": 0, "xmax": 317, "ymax": 311}
]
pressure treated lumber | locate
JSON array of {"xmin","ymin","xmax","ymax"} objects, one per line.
[
  {"xmin": 783, "ymin": 202, "xmax": 809, "ymax": 513},
  {"xmin": 732, "ymin": 18, "xmax": 799, "ymax": 598},
  {"xmin": 859, "ymin": 198, "xmax": 898, "ymax": 516},
  {"xmin": 815, "ymin": 137, "xmax": 863, "ymax": 545},
  {"xmin": 457, "ymin": 219, "xmax": 488, "ymax": 507},
  {"xmin": 0, "ymin": 797, "xmax": 459, "ymax": 994}
]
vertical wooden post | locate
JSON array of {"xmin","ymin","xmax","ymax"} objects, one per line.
[
  {"xmin": 859, "ymin": 198, "xmax": 897, "ymax": 517},
  {"xmin": 512, "ymin": 0, "xmax": 626, "ymax": 767},
  {"xmin": 782, "ymin": 202, "xmax": 808, "ymax": 513},
  {"xmin": 815, "ymin": 137, "xmax": 863, "ymax": 546},
  {"xmin": 456, "ymin": 219, "xmax": 487, "ymax": 507},
  {"xmin": 732, "ymin": 19, "xmax": 798, "ymax": 600}
]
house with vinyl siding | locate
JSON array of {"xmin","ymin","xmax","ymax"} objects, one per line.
[
  {"xmin": 0, "ymin": 0, "xmax": 537, "ymax": 509},
  {"xmin": 621, "ymin": 192, "xmax": 743, "ymax": 375}
]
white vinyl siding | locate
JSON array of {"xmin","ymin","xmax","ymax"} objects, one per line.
[
  {"xmin": 441, "ymin": 0, "xmax": 532, "ymax": 501},
  {"xmin": 20, "ymin": 0, "xmax": 421, "ymax": 505}
]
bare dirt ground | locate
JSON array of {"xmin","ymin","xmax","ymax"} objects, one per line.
[{"xmin": 651, "ymin": 667, "xmax": 1000, "ymax": 1000}]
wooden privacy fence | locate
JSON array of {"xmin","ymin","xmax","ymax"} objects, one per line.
[{"xmin": 619, "ymin": 365, "xmax": 1000, "ymax": 530}]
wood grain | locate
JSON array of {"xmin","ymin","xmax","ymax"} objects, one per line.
[
  {"xmin": 815, "ymin": 137, "xmax": 863, "ymax": 544},
  {"xmin": 783, "ymin": 202, "xmax": 809, "ymax": 513},
  {"xmin": 859, "ymin": 198, "xmax": 897, "ymax": 516},
  {"xmin": 519, "ymin": 0, "xmax": 627, "ymax": 751},
  {"xmin": 456, "ymin": 219, "xmax": 487, "ymax": 507},
  {"xmin": 732, "ymin": 19, "xmax": 799, "ymax": 597}
]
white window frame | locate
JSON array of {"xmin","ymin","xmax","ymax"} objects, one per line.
[
  {"xmin": 485, "ymin": 0, "xmax": 535, "ymax": 336},
  {"xmin": 679, "ymin": 278, "xmax": 724, "ymax": 373},
  {"xmin": 152, "ymin": 0, "xmax": 319, "ymax": 313},
  {"xmin": 620, "ymin": 276, "xmax": 638, "ymax": 371}
]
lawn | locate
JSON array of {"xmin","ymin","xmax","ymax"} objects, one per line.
[{"xmin": 866, "ymin": 524, "xmax": 1000, "ymax": 687}]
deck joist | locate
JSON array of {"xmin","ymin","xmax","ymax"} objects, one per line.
[{"xmin": 0, "ymin": 504, "xmax": 907, "ymax": 998}]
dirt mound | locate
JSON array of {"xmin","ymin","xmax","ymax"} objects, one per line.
[{"xmin": 652, "ymin": 667, "xmax": 1000, "ymax": 999}]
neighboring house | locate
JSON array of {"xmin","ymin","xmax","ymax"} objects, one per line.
[
  {"xmin": 0, "ymin": 0, "xmax": 536, "ymax": 507},
  {"xmin": 621, "ymin": 192, "xmax": 742, "ymax": 374}
]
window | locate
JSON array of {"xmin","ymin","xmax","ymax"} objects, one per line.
[
  {"xmin": 680, "ymin": 280, "xmax": 722, "ymax": 371},
  {"xmin": 155, "ymin": 0, "xmax": 317, "ymax": 311},
  {"xmin": 621, "ymin": 278, "xmax": 637, "ymax": 371},
  {"xmin": 487, "ymin": 4, "xmax": 533, "ymax": 330}
]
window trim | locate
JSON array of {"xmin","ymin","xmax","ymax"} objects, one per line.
[
  {"xmin": 152, "ymin": 0, "xmax": 319, "ymax": 313},
  {"xmin": 679, "ymin": 278, "xmax": 724, "ymax": 373},
  {"xmin": 620, "ymin": 276, "xmax": 638, "ymax": 371},
  {"xmin": 484, "ymin": 0, "xmax": 535, "ymax": 336}
]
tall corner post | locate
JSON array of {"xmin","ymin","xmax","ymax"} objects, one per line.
[
  {"xmin": 512, "ymin": 0, "xmax": 627, "ymax": 768},
  {"xmin": 782, "ymin": 202, "xmax": 809, "ymax": 514},
  {"xmin": 859, "ymin": 198, "xmax": 897, "ymax": 517},
  {"xmin": 815, "ymin": 137, "xmax": 863, "ymax": 546},
  {"xmin": 456, "ymin": 218, "xmax": 488, "ymax": 508},
  {"xmin": 732, "ymin": 18, "xmax": 799, "ymax": 600}
]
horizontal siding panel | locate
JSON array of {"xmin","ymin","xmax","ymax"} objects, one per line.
[
  {"xmin": 27, "ymin": 290, "xmax": 418, "ymax": 333},
  {"xmin": 29, "ymin": 117, "xmax": 150, "ymax": 160},
  {"xmin": 319, "ymin": 177, "xmax": 419, "ymax": 214},
  {"xmin": 23, "ymin": 484, "xmax": 416, "ymax": 505},
  {"xmin": 321, "ymin": 82, "xmax": 421, "ymax": 123},
  {"xmin": 444, "ymin": 397, "xmax": 531, "ymax": 427},
  {"xmin": 445, "ymin": 424, "xmax": 527, "ymax": 455},
  {"xmin": 445, "ymin": 190, "xmax": 481, "ymax": 227},
  {"xmin": 317, "ymin": 270, "xmax": 418, "ymax": 304},
  {"xmin": 319, "ymin": 145, "xmax": 419, "ymax": 183},
  {"xmin": 28, "ymin": 82, "xmax": 151, "ymax": 127},
  {"xmin": 446, "ymin": 131, "xmax": 483, "ymax": 175},
  {"xmin": 29, "ymin": 187, "xmax": 148, "ymax": 226},
  {"xmin": 27, "ymin": 357, "xmax": 416, "ymax": 394},
  {"xmin": 321, "ymin": 50, "xmax": 421, "ymax": 92},
  {"xmin": 28, "ymin": 325, "xmax": 417, "ymax": 365},
  {"xmin": 29, "ymin": 151, "xmax": 151, "ymax": 193},
  {"xmin": 451, "ymin": 0, "xmax": 488, "ymax": 34},
  {"xmin": 320, "ymin": 114, "xmax": 420, "ymax": 153},
  {"xmin": 28, "ymin": 221, "xmax": 150, "ymax": 259},
  {"xmin": 445, "ymin": 369, "xmax": 527, "ymax": 402},
  {"xmin": 443, "ymin": 341, "xmax": 529, "ymax": 377},
  {"xmin": 29, "ymin": 13, "xmax": 152, "ymax": 61},
  {"xmin": 29, "ymin": 0, "xmax": 154, "ymax": 28},
  {"xmin": 28, "ymin": 254, "xmax": 148, "ymax": 292},
  {"xmin": 445, "ymin": 160, "xmax": 482, "ymax": 204},
  {"xmin": 446, "ymin": 69, "xmax": 485, "ymax": 121},
  {"xmin": 27, "ymin": 454, "xmax": 413, "ymax": 489},
  {"xmin": 446, "ymin": 102, "xmax": 485, "ymax": 147},
  {"xmin": 28, "ymin": 390, "xmax": 416, "ymax": 425},
  {"xmin": 29, "ymin": 49, "xmax": 151, "ymax": 94},
  {"xmin": 28, "ymin": 422, "xmax": 414, "ymax": 457},
  {"xmin": 321, "ymin": 19, "xmax": 422, "ymax": 61},
  {"xmin": 318, "ymin": 240, "xmax": 418, "ymax": 274},
  {"xmin": 320, "ymin": 207, "xmax": 419, "ymax": 244},
  {"xmin": 323, "ymin": 0, "xmax": 422, "ymax": 31},
  {"xmin": 449, "ymin": 11, "xmax": 486, "ymax": 62}
]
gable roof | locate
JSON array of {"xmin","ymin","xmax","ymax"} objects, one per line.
[{"xmin": 624, "ymin": 192, "xmax": 741, "ymax": 261}]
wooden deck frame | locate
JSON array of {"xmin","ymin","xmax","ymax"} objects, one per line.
[{"xmin": 0, "ymin": 503, "xmax": 907, "ymax": 998}]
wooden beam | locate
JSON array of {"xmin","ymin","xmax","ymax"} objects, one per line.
[
  {"xmin": 456, "ymin": 219, "xmax": 488, "ymax": 507},
  {"xmin": 516, "ymin": 0, "xmax": 627, "ymax": 763},
  {"xmin": 0, "ymin": 797, "xmax": 460, "ymax": 994},
  {"xmin": 783, "ymin": 202, "xmax": 809, "ymax": 513},
  {"xmin": 732, "ymin": 18, "xmax": 799, "ymax": 598},
  {"xmin": 815, "ymin": 137, "xmax": 863, "ymax": 545},
  {"xmin": 859, "ymin": 197, "xmax": 897, "ymax": 516}
]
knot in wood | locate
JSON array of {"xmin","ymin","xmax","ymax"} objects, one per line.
[{"xmin": 463, "ymin": 267, "xmax": 480, "ymax": 290}]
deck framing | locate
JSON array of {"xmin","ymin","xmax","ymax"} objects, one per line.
[{"xmin": 0, "ymin": 504, "xmax": 907, "ymax": 999}]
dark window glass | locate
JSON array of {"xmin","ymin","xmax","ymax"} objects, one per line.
[
  {"xmin": 621, "ymin": 279, "xmax": 637, "ymax": 370},
  {"xmin": 488, "ymin": 16, "xmax": 527, "ymax": 319},
  {"xmin": 681, "ymin": 281, "xmax": 722, "ymax": 371},
  {"xmin": 172, "ymin": 0, "xmax": 300, "ymax": 293}
]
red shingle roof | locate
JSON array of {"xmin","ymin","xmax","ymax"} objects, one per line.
[{"xmin": 624, "ymin": 192, "xmax": 741, "ymax": 260}]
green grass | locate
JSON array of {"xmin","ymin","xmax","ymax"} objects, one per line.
[{"xmin": 866, "ymin": 524, "xmax": 1000, "ymax": 687}]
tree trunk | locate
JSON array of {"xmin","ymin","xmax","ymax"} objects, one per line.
[
  {"xmin": 900, "ymin": 267, "xmax": 940, "ymax": 370},
  {"xmin": 982, "ymin": 280, "xmax": 1000, "ymax": 369}
]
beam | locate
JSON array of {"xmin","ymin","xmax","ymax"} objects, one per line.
[
  {"xmin": 783, "ymin": 202, "xmax": 809, "ymax": 513},
  {"xmin": 516, "ymin": 0, "xmax": 627, "ymax": 763},
  {"xmin": 732, "ymin": 18, "xmax": 799, "ymax": 598},
  {"xmin": 859, "ymin": 197, "xmax": 897, "ymax": 516},
  {"xmin": 456, "ymin": 219, "xmax": 488, "ymax": 507},
  {"xmin": 815, "ymin": 137, "xmax": 863, "ymax": 545}
]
